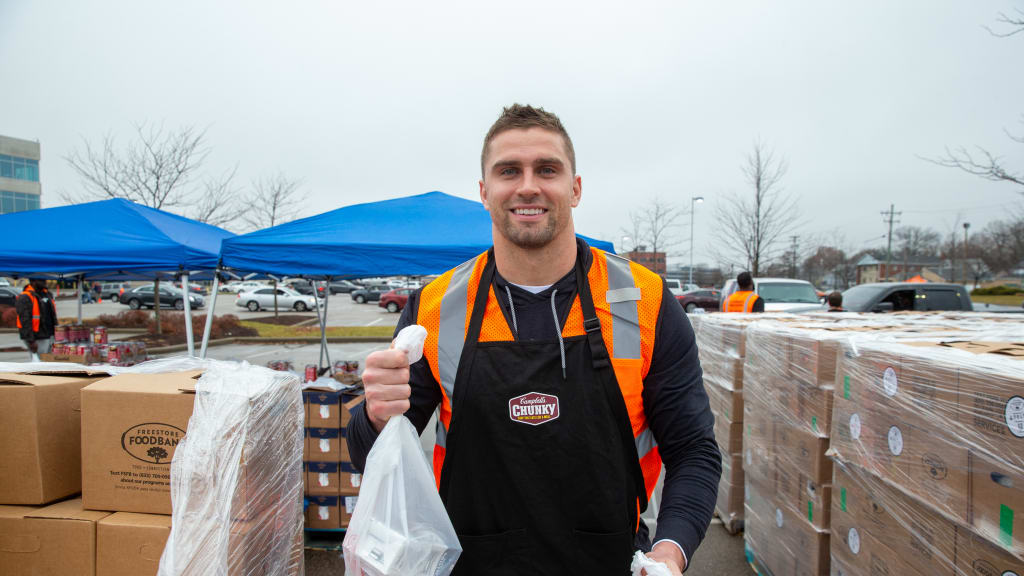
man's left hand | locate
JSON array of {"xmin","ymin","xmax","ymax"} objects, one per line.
[{"xmin": 643, "ymin": 541, "xmax": 685, "ymax": 575}]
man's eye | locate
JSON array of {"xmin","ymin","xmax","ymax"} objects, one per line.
[
  {"xmin": 539, "ymin": 166, "xmax": 556, "ymax": 175},
  {"xmin": 500, "ymin": 168, "xmax": 518, "ymax": 176}
]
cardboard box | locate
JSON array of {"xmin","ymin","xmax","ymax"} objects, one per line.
[
  {"xmin": 716, "ymin": 480, "xmax": 744, "ymax": 532},
  {"xmin": 0, "ymin": 498, "xmax": 111, "ymax": 575},
  {"xmin": 957, "ymin": 355, "xmax": 1024, "ymax": 464},
  {"xmin": 96, "ymin": 512, "xmax": 171, "ymax": 576},
  {"xmin": 969, "ymin": 449, "xmax": 1024, "ymax": 557},
  {"xmin": 954, "ymin": 523, "xmax": 1024, "ymax": 576},
  {"xmin": 0, "ymin": 370, "xmax": 109, "ymax": 505},
  {"xmin": 744, "ymin": 480, "xmax": 829, "ymax": 576},
  {"xmin": 776, "ymin": 419, "xmax": 832, "ymax": 486},
  {"xmin": 38, "ymin": 352, "xmax": 95, "ymax": 364},
  {"xmin": 705, "ymin": 379, "xmax": 743, "ymax": 423},
  {"xmin": 713, "ymin": 416, "xmax": 743, "ymax": 456},
  {"xmin": 306, "ymin": 427, "xmax": 346, "ymax": 462},
  {"xmin": 304, "ymin": 461, "xmax": 363, "ymax": 495},
  {"xmin": 81, "ymin": 372, "xmax": 199, "ymax": 514},
  {"xmin": 305, "ymin": 494, "xmax": 359, "ymax": 529}
]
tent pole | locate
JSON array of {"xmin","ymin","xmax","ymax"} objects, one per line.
[
  {"xmin": 200, "ymin": 270, "xmax": 220, "ymax": 359},
  {"xmin": 322, "ymin": 283, "xmax": 333, "ymax": 375},
  {"xmin": 77, "ymin": 274, "xmax": 83, "ymax": 324},
  {"xmin": 182, "ymin": 273, "xmax": 194, "ymax": 357},
  {"xmin": 313, "ymin": 282, "xmax": 328, "ymax": 374}
]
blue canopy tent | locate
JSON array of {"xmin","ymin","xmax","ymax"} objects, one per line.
[
  {"xmin": 0, "ymin": 198, "xmax": 234, "ymax": 355},
  {"xmin": 219, "ymin": 190, "xmax": 614, "ymax": 278},
  {"xmin": 216, "ymin": 190, "xmax": 617, "ymax": 364}
]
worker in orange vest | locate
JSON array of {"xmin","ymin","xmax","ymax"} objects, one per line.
[
  {"xmin": 16, "ymin": 278, "xmax": 58, "ymax": 359},
  {"xmin": 722, "ymin": 272, "xmax": 764, "ymax": 313}
]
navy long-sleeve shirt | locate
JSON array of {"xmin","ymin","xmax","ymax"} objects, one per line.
[{"xmin": 347, "ymin": 247, "xmax": 721, "ymax": 565}]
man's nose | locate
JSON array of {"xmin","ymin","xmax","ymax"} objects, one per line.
[{"xmin": 516, "ymin": 169, "xmax": 542, "ymax": 195}]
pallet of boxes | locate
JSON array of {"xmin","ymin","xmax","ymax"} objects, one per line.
[
  {"xmin": 0, "ymin": 360, "xmax": 305, "ymax": 575},
  {"xmin": 694, "ymin": 314, "xmax": 757, "ymax": 534},
  {"xmin": 303, "ymin": 374, "xmax": 364, "ymax": 537},
  {"xmin": 829, "ymin": 337, "xmax": 1024, "ymax": 576}
]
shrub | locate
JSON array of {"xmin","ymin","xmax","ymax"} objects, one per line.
[
  {"xmin": 972, "ymin": 285, "xmax": 1024, "ymax": 296},
  {"xmin": 82, "ymin": 310, "xmax": 152, "ymax": 329},
  {"xmin": 0, "ymin": 306, "xmax": 16, "ymax": 328},
  {"xmin": 149, "ymin": 313, "xmax": 258, "ymax": 341}
]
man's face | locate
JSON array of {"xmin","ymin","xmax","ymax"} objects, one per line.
[
  {"xmin": 479, "ymin": 127, "xmax": 581, "ymax": 250},
  {"xmin": 30, "ymin": 279, "xmax": 47, "ymax": 291}
]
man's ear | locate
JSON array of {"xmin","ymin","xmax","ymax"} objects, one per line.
[
  {"xmin": 479, "ymin": 179, "xmax": 489, "ymax": 209},
  {"xmin": 571, "ymin": 175, "xmax": 582, "ymax": 208}
]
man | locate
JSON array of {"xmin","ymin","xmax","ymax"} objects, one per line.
[
  {"xmin": 721, "ymin": 271, "xmax": 764, "ymax": 313},
  {"xmin": 16, "ymin": 278, "xmax": 58, "ymax": 359},
  {"xmin": 827, "ymin": 290, "xmax": 844, "ymax": 312},
  {"xmin": 347, "ymin": 105, "xmax": 720, "ymax": 575}
]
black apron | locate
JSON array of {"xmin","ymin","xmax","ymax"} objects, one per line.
[{"xmin": 439, "ymin": 249, "xmax": 647, "ymax": 576}]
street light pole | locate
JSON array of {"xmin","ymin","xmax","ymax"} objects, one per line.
[
  {"xmin": 963, "ymin": 222, "xmax": 970, "ymax": 287},
  {"xmin": 689, "ymin": 196, "xmax": 704, "ymax": 286}
]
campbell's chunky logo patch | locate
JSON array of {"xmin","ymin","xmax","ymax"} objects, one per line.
[
  {"xmin": 121, "ymin": 423, "xmax": 185, "ymax": 464},
  {"xmin": 509, "ymin": 392, "xmax": 559, "ymax": 426}
]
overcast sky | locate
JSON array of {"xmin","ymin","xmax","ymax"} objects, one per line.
[{"xmin": 2, "ymin": 1, "xmax": 1022, "ymax": 268}]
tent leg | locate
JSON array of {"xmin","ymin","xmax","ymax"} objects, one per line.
[
  {"xmin": 321, "ymin": 286, "xmax": 332, "ymax": 374},
  {"xmin": 182, "ymin": 273, "xmax": 194, "ymax": 357},
  {"xmin": 77, "ymin": 275, "xmax": 83, "ymax": 324},
  {"xmin": 313, "ymin": 285, "xmax": 326, "ymax": 371},
  {"xmin": 200, "ymin": 271, "xmax": 220, "ymax": 359}
]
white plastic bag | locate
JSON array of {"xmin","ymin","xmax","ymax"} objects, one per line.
[
  {"xmin": 343, "ymin": 324, "xmax": 460, "ymax": 576},
  {"xmin": 342, "ymin": 416, "xmax": 461, "ymax": 575},
  {"xmin": 630, "ymin": 551, "xmax": 674, "ymax": 576}
]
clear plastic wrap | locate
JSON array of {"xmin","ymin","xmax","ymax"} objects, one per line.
[
  {"xmin": 828, "ymin": 337, "xmax": 1024, "ymax": 575},
  {"xmin": 116, "ymin": 358, "xmax": 307, "ymax": 576}
]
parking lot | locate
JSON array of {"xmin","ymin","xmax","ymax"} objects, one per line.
[{"xmin": 51, "ymin": 288, "xmax": 403, "ymax": 328}]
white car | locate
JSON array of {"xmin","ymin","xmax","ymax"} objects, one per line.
[
  {"xmin": 235, "ymin": 287, "xmax": 319, "ymax": 312},
  {"xmin": 222, "ymin": 280, "xmax": 270, "ymax": 294},
  {"xmin": 719, "ymin": 277, "xmax": 824, "ymax": 312},
  {"xmin": 664, "ymin": 279, "xmax": 699, "ymax": 297}
]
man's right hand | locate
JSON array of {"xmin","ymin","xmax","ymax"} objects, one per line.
[{"xmin": 363, "ymin": 348, "xmax": 412, "ymax": 433}]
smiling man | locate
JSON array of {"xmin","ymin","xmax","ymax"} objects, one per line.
[{"xmin": 347, "ymin": 104, "xmax": 721, "ymax": 575}]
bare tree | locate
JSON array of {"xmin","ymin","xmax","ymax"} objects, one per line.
[
  {"xmin": 64, "ymin": 123, "xmax": 209, "ymax": 208},
  {"xmin": 926, "ymin": 119, "xmax": 1024, "ymax": 191},
  {"xmin": 620, "ymin": 211, "xmax": 645, "ymax": 252},
  {"xmin": 638, "ymin": 197, "xmax": 686, "ymax": 256},
  {"xmin": 192, "ymin": 165, "xmax": 244, "ymax": 229},
  {"xmin": 242, "ymin": 173, "xmax": 303, "ymax": 230},
  {"xmin": 985, "ymin": 7, "xmax": 1024, "ymax": 37},
  {"xmin": 712, "ymin": 141, "xmax": 800, "ymax": 276}
]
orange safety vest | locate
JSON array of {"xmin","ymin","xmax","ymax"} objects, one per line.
[
  {"xmin": 724, "ymin": 289, "xmax": 760, "ymax": 313},
  {"xmin": 16, "ymin": 285, "xmax": 56, "ymax": 333},
  {"xmin": 416, "ymin": 246, "xmax": 665, "ymax": 506}
]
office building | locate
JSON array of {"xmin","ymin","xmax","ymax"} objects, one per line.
[{"xmin": 0, "ymin": 134, "xmax": 42, "ymax": 214}]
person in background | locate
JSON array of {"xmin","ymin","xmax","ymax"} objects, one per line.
[
  {"xmin": 827, "ymin": 291, "xmax": 845, "ymax": 312},
  {"xmin": 16, "ymin": 278, "xmax": 58, "ymax": 360},
  {"xmin": 722, "ymin": 271, "xmax": 764, "ymax": 313}
]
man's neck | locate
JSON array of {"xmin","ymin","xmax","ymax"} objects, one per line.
[{"xmin": 492, "ymin": 229, "xmax": 577, "ymax": 286}]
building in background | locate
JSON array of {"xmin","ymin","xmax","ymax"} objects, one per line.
[
  {"xmin": 624, "ymin": 247, "xmax": 666, "ymax": 274},
  {"xmin": 0, "ymin": 135, "xmax": 42, "ymax": 214}
]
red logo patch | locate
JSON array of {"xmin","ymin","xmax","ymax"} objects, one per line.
[{"xmin": 509, "ymin": 392, "xmax": 559, "ymax": 426}]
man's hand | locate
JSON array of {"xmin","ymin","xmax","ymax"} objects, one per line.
[
  {"xmin": 27, "ymin": 340, "xmax": 38, "ymax": 353},
  {"xmin": 643, "ymin": 541, "xmax": 685, "ymax": 575},
  {"xmin": 362, "ymin": 348, "xmax": 412, "ymax": 433}
]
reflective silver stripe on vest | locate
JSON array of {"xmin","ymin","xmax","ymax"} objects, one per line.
[
  {"xmin": 604, "ymin": 253, "xmax": 641, "ymax": 359},
  {"xmin": 437, "ymin": 257, "xmax": 476, "ymax": 404},
  {"xmin": 635, "ymin": 427, "xmax": 656, "ymax": 459},
  {"xmin": 435, "ymin": 418, "xmax": 447, "ymax": 449}
]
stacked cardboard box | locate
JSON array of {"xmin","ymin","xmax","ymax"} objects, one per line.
[
  {"xmin": 742, "ymin": 322, "xmax": 839, "ymax": 576},
  {"xmin": 694, "ymin": 314, "xmax": 752, "ymax": 532},
  {"xmin": 303, "ymin": 386, "xmax": 364, "ymax": 530},
  {"xmin": 829, "ymin": 338, "xmax": 1024, "ymax": 576}
]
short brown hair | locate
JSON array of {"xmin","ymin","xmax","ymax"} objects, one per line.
[
  {"xmin": 828, "ymin": 291, "xmax": 843, "ymax": 307},
  {"xmin": 481, "ymin": 104, "xmax": 576, "ymax": 176}
]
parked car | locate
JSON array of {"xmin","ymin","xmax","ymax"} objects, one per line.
[
  {"xmin": 385, "ymin": 279, "xmax": 406, "ymax": 289},
  {"xmin": 351, "ymin": 286, "xmax": 388, "ymax": 304},
  {"xmin": 664, "ymin": 279, "xmax": 700, "ymax": 297},
  {"xmin": 284, "ymin": 279, "xmax": 327, "ymax": 299},
  {"xmin": 235, "ymin": 287, "xmax": 319, "ymax": 312},
  {"xmin": 222, "ymin": 280, "xmax": 269, "ymax": 294},
  {"xmin": 328, "ymin": 280, "xmax": 362, "ymax": 294},
  {"xmin": 719, "ymin": 277, "xmax": 823, "ymax": 312},
  {"xmin": 120, "ymin": 285, "xmax": 205, "ymax": 310},
  {"xmin": 840, "ymin": 282, "xmax": 973, "ymax": 313},
  {"xmin": 676, "ymin": 288, "xmax": 721, "ymax": 313},
  {"xmin": 0, "ymin": 286, "xmax": 17, "ymax": 307},
  {"xmin": 98, "ymin": 282, "xmax": 132, "ymax": 302},
  {"xmin": 379, "ymin": 288, "xmax": 413, "ymax": 313},
  {"xmin": 0, "ymin": 278, "xmax": 11, "ymax": 287}
]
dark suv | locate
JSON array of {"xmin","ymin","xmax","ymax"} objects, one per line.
[{"xmin": 841, "ymin": 283, "xmax": 972, "ymax": 313}]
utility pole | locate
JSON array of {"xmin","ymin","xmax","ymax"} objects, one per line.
[
  {"xmin": 789, "ymin": 235, "xmax": 799, "ymax": 278},
  {"xmin": 881, "ymin": 204, "xmax": 901, "ymax": 282},
  {"xmin": 963, "ymin": 222, "xmax": 970, "ymax": 287}
]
